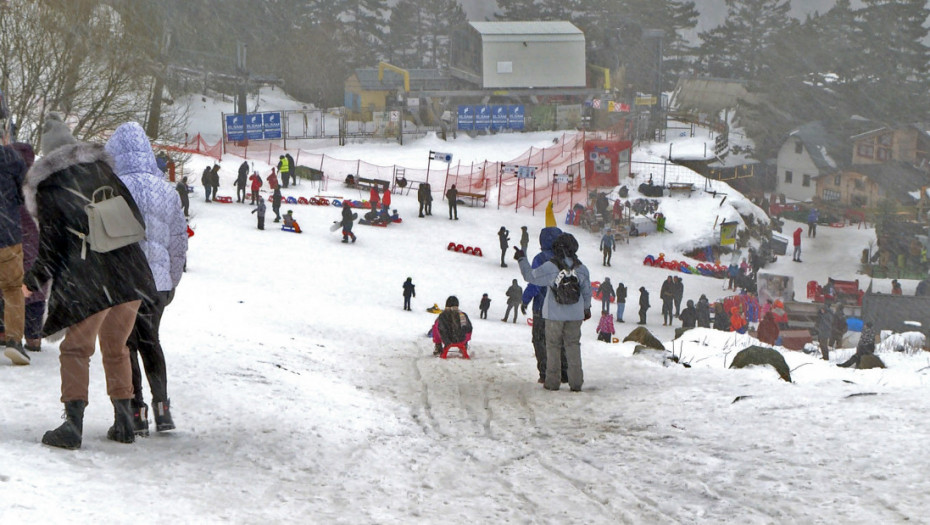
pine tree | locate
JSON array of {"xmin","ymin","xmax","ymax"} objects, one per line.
[{"xmin": 696, "ymin": 0, "xmax": 791, "ymax": 81}]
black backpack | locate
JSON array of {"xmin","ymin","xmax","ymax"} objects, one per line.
[{"xmin": 549, "ymin": 257, "xmax": 581, "ymax": 305}]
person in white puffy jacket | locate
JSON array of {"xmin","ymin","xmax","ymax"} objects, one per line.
[{"xmin": 105, "ymin": 122, "xmax": 188, "ymax": 435}]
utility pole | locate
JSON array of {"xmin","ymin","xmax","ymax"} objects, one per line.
[{"xmin": 145, "ymin": 23, "xmax": 172, "ymax": 139}]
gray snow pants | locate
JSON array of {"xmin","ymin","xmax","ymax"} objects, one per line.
[{"xmin": 544, "ymin": 319, "xmax": 583, "ymax": 391}]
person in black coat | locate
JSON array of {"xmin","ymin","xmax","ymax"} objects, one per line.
[
  {"xmin": 0, "ymin": 144, "xmax": 27, "ymax": 365},
  {"xmin": 209, "ymin": 164, "xmax": 220, "ymax": 201},
  {"xmin": 479, "ymin": 293, "xmax": 491, "ymax": 319},
  {"xmin": 272, "ymin": 185, "xmax": 282, "ymax": 222},
  {"xmin": 712, "ymin": 303, "xmax": 730, "ymax": 331},
  {"xmin": 201, "ymin": 165, "xmax": 212, "ymax": 202},
  {"xmin": 341, "ymin": 204, "xmax": 357, "ymax": 243},
  {"xmin": 638, "ymin": 287, "xmax": 650, "ymax": 324},
  {"xmin": 235, "ymin": 161, "xmax": 249, "ymax": 203},
  {"xmin": 446, "ymin": 184, "xmax": 458, "ymax": 220},
  {"xmin": 174, "ymin": 176, "xmax": 190, "ymax": 218},
  {"xmin": 678, "ymin": 299, "xmax": 696, "ymax": 329},
  {"xmin": 418, "ymin": 182, "xmax": 432, "ymax": 217},
  {"xmin": 498, "ymin": 226, "xmax": 510, "ymax": 268},
  {"xmin": 285, "ymin": 153, "xmax": 296, "ymax": 185},
  {"xmin": 672, "ymin": 276, "xmax": 684, "ymax": 316},
  {"xmin": 402, "ymin": 277, "xmax": 415, "ymax": 311},
  {"xmin": 660, "ymin": 276, "xmax": 675, "ymax": 326},
  {"xmin": 615, "ymin": 281, "xmax": 627, "ymax": 322},
  {"xmin": 23, "ymin": 113, "xmax": 157, "ymax": 449},
  {"xmin": 696, "ymin": 294, "xmax": 711, "ymax": 328}
]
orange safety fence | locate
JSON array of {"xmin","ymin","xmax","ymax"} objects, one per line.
[{"xmin": 157, "ymin": 130, "xmax": 618, "ymax": 213}]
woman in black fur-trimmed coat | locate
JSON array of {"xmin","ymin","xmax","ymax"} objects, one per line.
[{"xmin": 23, "ymin": 114, "xmax": 156, "ymax": 449}]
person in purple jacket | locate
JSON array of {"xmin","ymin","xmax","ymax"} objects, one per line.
[{"xmin": 106, "ymin": 122, "xmax": 188, "ymax": 435}]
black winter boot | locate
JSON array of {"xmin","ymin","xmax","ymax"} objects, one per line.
[
  {"xmin": 132, "ymin": 400, "xmax": 150, "ymax": 437},
  {"xmin": 42, "ymin": 400, "xmax": 86, "ymax": 450},
  {"xmin": 154, "ymin": 399, "xmax": 175, "ymax": 432},
  {"xmin": 107, "ymin": 399, "xmax": 136, "ymax": 443}
]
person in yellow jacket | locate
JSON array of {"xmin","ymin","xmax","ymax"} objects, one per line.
[{"xmin": 277, "ymin": 155, "xmax": 291, "ymax": 188}]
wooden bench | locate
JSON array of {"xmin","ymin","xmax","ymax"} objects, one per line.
[
  {"xmin": 351, "ymin": 177, "xmax": 390, "ymax": 192},
  {"xmin": 457, "ymin": 191, "xmax": 487, "ymax": 208},
  {"xmin": 667, "ymin": 182, "xmax": 694, "ymax": 197}
]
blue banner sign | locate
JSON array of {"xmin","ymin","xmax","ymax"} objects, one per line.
[
  {"xmin": 491, "ymin": 105, "xmax": 508, "ymax": 129},
  {"xmin": 262, "ymin": 112, "xmax": 282, "ymax": 140},
  {"xmin": 508, "ymin": 105, "xmax": 525, "ymax": 130},
  {"xmin": 225, "ymin": 114, "xmax": 245, "ymax": 141},
  {"xmin": 457, "ymin": 105, "xmax": 474, "ymax": 131},
  {"xmin": 474, "ymin": 105, "xmax": 491, "ymax": 130},
  {"xmin": 246, "ymin": 113, "xmax": 264, "ymax": 140}
]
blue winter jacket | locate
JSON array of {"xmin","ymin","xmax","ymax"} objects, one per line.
[
  {"xmin": 521, "ymin": 226, "xmax": 562, "ymax": 313},
  {"xmin": 0, "ymin": 145, "xmax": 25, "ymax": 248},
  {"xmin": 105, "ymin": 122, "xmax": 188, "ymax": 292}
]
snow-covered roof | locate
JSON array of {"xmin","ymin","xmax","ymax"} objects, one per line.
[
  {"xmin": 787, "ymin": 121, "xmax": 845, "ymax": 175},
  {"xmin": 469, "ymin": 21, "xmax": 583, "ymax": 39}
]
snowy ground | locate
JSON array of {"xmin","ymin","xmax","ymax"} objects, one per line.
[{"xmin": 2, "ymin": 131, "xmax": 930, "ymax": 524}]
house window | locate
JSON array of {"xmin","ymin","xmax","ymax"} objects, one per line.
[
  {"xmin": 823, "ymin": 189, "xmax": 840, "ymax": 201},
  {"xmin": 854, "ymin": 179, "xmax": 865, "ymax": 190},
  {"xmin": 852, "ymin": 195, "xmax": 868, "ymax": 207},
  {"xmin": 877, "ymin": 147, "xmax": 890, "ymax": 160},
  {"xmin": 784, "ymin": 170, "xmax": 793, "ymax": 184},
  {"xmin": 834, "ymin": 174, "xmax": 842, "ymax": 185},
  {"xmin": 858, "ymin": 144, "xmax": 874, "ymax": 158},
  {"xmin": 802, "ymin": 174, "xmax": 811, "ymax": 187},
  {"xmin": 879, "ymin": 133, "xmax": 893, "ymax": 146},
  {"xmin": 795, "ymin": 142, "xmax": 803, "ymax": 154}
]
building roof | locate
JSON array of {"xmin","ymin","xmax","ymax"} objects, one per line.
[
  {"xmin": 351, "ymin": 68, "xmax": 452, "ymax": 92},
  {"xmin": 469, "ymin": 21, "xmax": 582, "ymax": 36},
  {"xmin": 848, "ymin": 161, "xmax": 930, "ymax": 203},
  {"xmin": 788, "ymin": 121, "xmax": 844, "ymax": 174},
  {"xmin": 468, "ymin": 21, "xmax": 584, "ymax": 42},
  {"xmin": 669, "ymin": 76, "xmax": 756, "ymax": 115}
]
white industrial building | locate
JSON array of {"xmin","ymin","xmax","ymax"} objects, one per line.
[{"xmin": 449, "ymin": 21, "xmax": 586, "ymax": 90}]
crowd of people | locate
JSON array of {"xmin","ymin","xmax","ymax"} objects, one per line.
[{"xmin": 0, "ymin": 114, "xmax": 188, "ymax": 449}]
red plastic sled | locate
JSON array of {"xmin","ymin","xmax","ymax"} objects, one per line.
[
  {"xmin": 440, "ymin": 342, "xmax": 470, "ymax": 359},
  {"xmin": 214, "ymin": 196, "xmax": 233, "ymax": 203}
]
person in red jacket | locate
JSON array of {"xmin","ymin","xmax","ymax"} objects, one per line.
[
  {"xmin": 381, "ymin": 188, "xmax": 392, "ymax": 218},
  {"xmin": 792, "ymin": 227, "xmax": 803, "ymax": 262},
  {"xmin": 249, "ymin": 171, "xmax": 263, "ymax": 205},
  {"xmin": 266, "ymin": 167, "xmax": 278, "ymax": 190},
  {"xmin": 729, "ymin": 306, "xmax": 747, "ymax": 334},
  {"xmin": 369, "ymin": 186, "xmax": 380, "ymax": 212},
  {"xmin": 757, "ymin": 311, "xmax": 779, "ymax": 345}
]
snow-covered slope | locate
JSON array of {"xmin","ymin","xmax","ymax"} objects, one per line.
[{"xmin": 2, "ymin": 126, "xmax": 929, "ymax": 524}]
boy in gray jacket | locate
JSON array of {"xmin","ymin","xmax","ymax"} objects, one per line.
[{"xmin": 515, "ymin": 233, "xmax": 591, "ymax": 392}]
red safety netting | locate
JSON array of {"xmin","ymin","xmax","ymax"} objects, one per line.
[{"xmin": 170, "ymin": 130, "xmax": 621, "ymax": 214}]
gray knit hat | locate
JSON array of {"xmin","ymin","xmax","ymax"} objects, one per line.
[{"xmin": 41, "ymin": 113, "xmax": 77, "ymax": 154}]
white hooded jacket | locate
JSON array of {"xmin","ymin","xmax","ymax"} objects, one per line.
[{"xmin": 105, "ymin": 122, "xmax": 187, "ymax": 292}]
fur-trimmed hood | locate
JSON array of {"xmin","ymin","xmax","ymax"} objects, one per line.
[{"xmin": 23, "ymin": 142, "xmax": 115, "ymax": 218}]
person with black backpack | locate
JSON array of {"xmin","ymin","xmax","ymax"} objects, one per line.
[{"xmin": 515, "ymin": 232, "xmax": 591, "ymax": 392}]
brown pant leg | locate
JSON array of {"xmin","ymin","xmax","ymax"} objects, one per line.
[
  {"xmin": 97, "ymin": 300, "xmax": 140, "ymax": 400},
  {"xmin": 0, "ymin": 244, "xmax": 25, "ymax": 342},
  {"xmin": 59, "ymin": 309, "xmax": 109, "ymax": 403}
]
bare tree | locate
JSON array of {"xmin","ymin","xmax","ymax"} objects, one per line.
[{"xmin": 0, "ymin": 0, "xmax": 188, "ymax": 147}]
